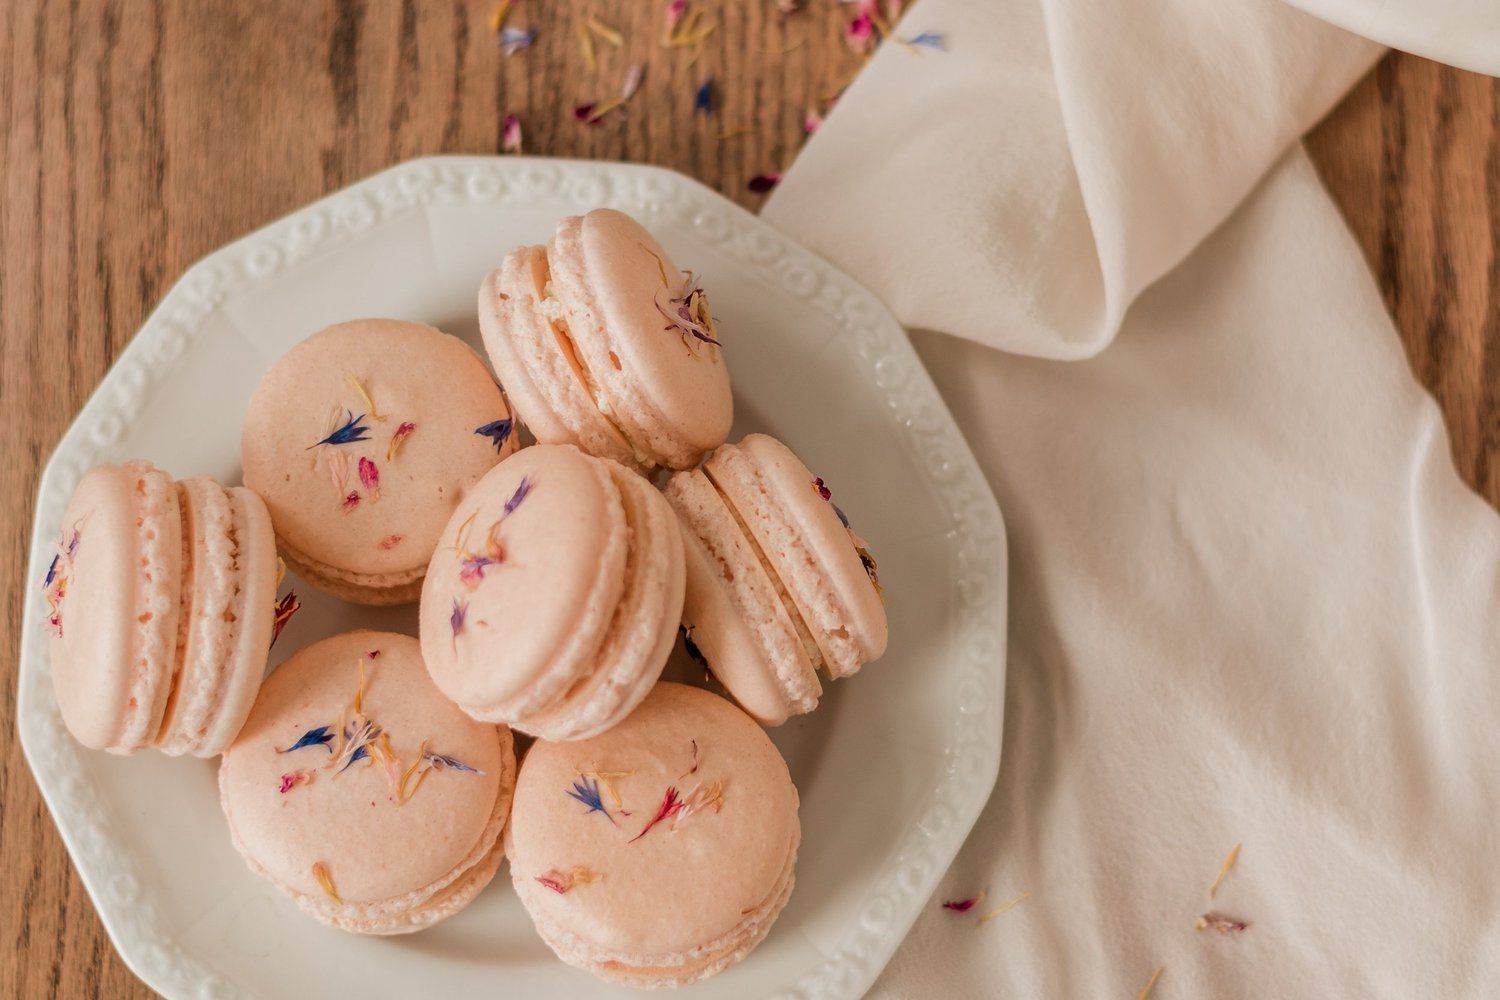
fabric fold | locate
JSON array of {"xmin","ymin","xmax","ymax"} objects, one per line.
[{"xmin": 764, "ymin": 0, "xmax": 1381, "ymax": 360}]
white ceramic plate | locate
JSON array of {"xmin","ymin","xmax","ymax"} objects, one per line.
[{"xmin": 18, "ymin": 156, "xmax": 1007, "ymax": 1000}]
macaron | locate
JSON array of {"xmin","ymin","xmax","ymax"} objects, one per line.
[
  {"xmin": 45, "ymin": 460, "xmax": 281, "ymax": 757},
  {"xmin": 218, "ymin": 630, "xmax": 515, "ymax": 935},
  {"xmin": 242, "ymin": 318, "xmax": 517, "ymax": 605},
  {"xmin": 663, "ymin": 434, "xmax": 888, "ymax": 725},
  {"xmin": 506, "ymin": 682, "xmax": 799, "ymax": 988},
  {"xmin": 419, "ymin": 444, "xmax": 685, "ymax": 741},
  {"xmin": 478, "ymin": 208, "xmax": 732, "ymax": 471}
]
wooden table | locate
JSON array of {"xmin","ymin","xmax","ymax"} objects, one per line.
[{"xmin": 2, "ymin": 3, "xmax": 1495, "ymax": 995}]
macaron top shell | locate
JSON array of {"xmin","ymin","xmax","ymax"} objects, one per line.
[
  {"xmin": 548, "ymin": 209, "xmax": 733, "ymax": 467},
  {"xmin": 508, "ymin": 683, "xmax": 799, "ymax": 960},
  {"xmin": 419, "ymin": 445, "xmax": 627, "ymax": 719},
  {"xmin": 242, "ymin": 318, "xmax": 515, "ymax": 579},
  {"xmin": 220, "ymin": 631, "xmax": 505, "ymax": 905},
  {"xmin": 47, "ymin": 463, "xmax": 168, "ymax": 751}
]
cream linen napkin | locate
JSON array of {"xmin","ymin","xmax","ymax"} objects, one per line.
[{"xmin": 765, "ymin": 1, "xmax": 1500, "ymax": 996}]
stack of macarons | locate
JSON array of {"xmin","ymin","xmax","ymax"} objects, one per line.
[
  {"xmin": 45, "ymin": 460, "xmax": 281, "ymax": 757},
  {"xmin": 42, "ymin": 207, "xmax": 889, "ymax": 983}
]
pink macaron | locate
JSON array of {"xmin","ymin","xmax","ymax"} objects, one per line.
[
  {"xmin": 419, "ymin": 444, "xmax": 685, "ymax": 740},
  {"xmin": 663, "ymin": 434, "xmax": 888, "ymax": 725},
  {"xmin": 219, "ymin": 630, "xmax": 515, "ymax": 934},
  {"xmin": 45, "ymin": 460, "xmax": 282, "ymax": 757},
  {"xmin": 506, "ymin": 682, "xmax": 799, "ymax": 988},
  {"xmin": 242, "ymin": 318, "xmax": 517, "ymax": 605},
  {"xmin": 479, "ymin": 208, "xmax": 733, "ymax": 470}
]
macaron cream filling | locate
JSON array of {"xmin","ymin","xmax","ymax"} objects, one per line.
[
  {"xmin": 118, "ymin": 464, "xmax": 183, "ymax": 753},
  {"xmin": 700, "ymin": 464, "xmax": 826, "ymax": 673}
]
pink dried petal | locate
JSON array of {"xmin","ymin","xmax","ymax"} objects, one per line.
[
  {"xmin": 358, "ymin": 456, "xmax": 380, "ymax": 501},
  {"xmin": 341, "ymin": 491, "xmax": 361, "ymax": 513},
  {"xmin": 1196, "ymin": 913, "xmax": 1250, "ymax": 935},
  {"xmin": 502, "ymin": 113, "xmax": 523, "ymax": 154}
]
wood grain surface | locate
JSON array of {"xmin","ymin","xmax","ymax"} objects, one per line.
[{"xmin": 1, "ymin": 3, "xmax": 1496, "ymax": 996}]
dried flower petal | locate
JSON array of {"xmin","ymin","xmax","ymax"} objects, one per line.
[
  {"xmin": 450, "ymin": 597, "xmax": 467, "ymax": 637},
  {"xmin": 578, "ymin": 23, "xmax": 597, "ymax": 73},
  {"xmin": 586, "ymin": 15, "xmax": 623, "ymax": 46},
  {"xmin": 629, "ymin": 786, "xmax": 682, "ymax": 842},
  {"xmin": 804, "ymin": 107, "xmax": 824, "ymax": 134},
  {"xmin": 344, "ymin": 373, "xmax": 387, "ymax": 422},
  {"xmin": 278, "ymin": 725, "xmax": 334, "ymax": 754},
  {"xmin": 812, "ymin": 476, "xmax": 832, "ymax": 501},
  {"xmin": 620, "ymin": 63, "xmax": 644, "ymax": 101},
  {"xmin": 977, "ymin": 890, "xmax": 1030, "ymax": 924},
  {"xmin": 425, "ymin": 750, "xmax": 484, "ymax": 774},
  {"xmin": 574, "ymin": 102, "xmax": 601, "ymax": 125},
  {"xmin": 942, "ymin": 892, "xmax": 986, "ymax": 912},
  {"xmin": 535, "ymin": 866, "xmax": 604, "ymax": 894},
  {"xmin": 498, "ymin": 26, "xmax": 536, "ymax": 56},
  {"xmin": 776, "ymin": 0, "xmax": 803, "ymax": 13},
  {"xmin": 567, "ymin": 776, "xmax": 616, "ymax": 824},
  {"xmin": 312, "ymin": 861, "xmax": 342, "ymax": 904},
  {"xmin": 358, "ymin": 457, "xmax": 381, "ymax": 502},
  {"xmin": 386, "ymin": 421, "xmax": 416, "ymax": 461},
  {"xmin": 578, "ymin": 768, "xmax": 634, "ymax": 813},
  {"xmin": 487, "ymin": 0, "xmax": 511, "ymax": 34},
  {"xmin": 664, "ymin": 0, "xmax": 686, "ymax": 31},
  {"xmin": 502, "ymin": 113, "xmax": 523, "ymax": 153},
  {"xmin": 475, "ymin": 418, "xmax": 514, "ymax": 452},
  {"xmin": 844, "ymin": 13, "xmax": 875, "ymax": 53},
  {"xmin": 1195, "ymin": 913, "xmax": 1249, "ymax": 934},
  {"xmin": 309, "ymin": 410, "xmax": 371, "ymax": 449},
  {"xmin": 504, "ymin": 475, "xmax": 533, "ymax": 516},
  {"xmin": 327, "ymin": 450, "xmax": 353, "ymax": 494},
  {"xmin": 905, "ymin": 31, "xmax": 945, "ymax": 50},
  {"xmin": 694, "ymin": 77, "xmax": 714, "ymax": 115},
  {"xmin": 1137, "ymin": 967, "xmax": 1164, "ymax": 1000},
  {"xmin": 377, "ymin": 534, "xmax": 403, "ymax": 550},
  {"xmin": 671, "ymin": 780, "xmax": 724, "ymax": 829},
  {"xmin": 1208, "ymin": 843, "xmax": 1241, "ymax": 899},
  {"xmin": 748, "ymin": 173, "xmax": 782, "ymax": 194},
  {"xmin": 678, "ymin": 739, "xmax": 699, "ymax": 780},
  {"xmin": 271, "ymin": 590, "xmax": 300, "ymax": 648},
  {"xmin": 279, "ymin": 770, "xmax": 313, "ymax": 794},
  {"xmin": 341, "ymin": 491, "xmax": 361, "ymax": 513}
]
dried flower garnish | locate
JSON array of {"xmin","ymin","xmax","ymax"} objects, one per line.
[
  {"xmin": 776, "ymin": 0, "xmax": 803, "ymax": 13},
  {"xmin": 641, "ymin": 244, "xmax": 721, "ymax": 349},
  {"xmin": 475, "ymin": 418, "xmax": 514, "ymax": 451},
  {"xmin": 664, "ymin": 0, "xmax": 686, "ymax": 32},
  {"xmin": 377, "ymin": 534, "xmax": 403, "ymax": 550},
  {"xmin": 904, "ymin": 31, "xmax": 945, "ymax": 50},
  {"xmin": 585, "ymin": 15, "xmax": 623, "ymax": 46},
  {"xmin": 977, "ymin": 890, "xmax": 1030, "ymax": 924},
  {"xmin": 1208, "ymin": 843, "xmax": 1241, "ymax": 899},
  {"xmin": 1195, "ymin": 913, "xmax": 1249, "ymax": 935},
  {"xmin": 41, "ymin": 522, "xmax": 83, "ymax": 638},
  {"xmin": 942, "ymin": 891, "xmax": 986, "ymax": 912},
  {"xmin": 629, "ymin": 786, "xmax": 682, "ymax": 843},
  {"xmin": 577, "ymin": 22, "xmax": 597, "ymax": 73},
  {"xmin": 308, "ymin": 410, "xmax": 371, "ymax": 449},
  {"xmin": 498, "ymin": 26, "xmax": 536, "ymax": 56},
  {"xmin": 386, "ymin": 421, "xmax": 416, "ymax": 461},
  {"xmin": 681, "ymin": 625, "xmax": 707, "ymax": 665},
  {"xmin": 804, "ymin": 107, "xmax": 824, "ymax": 134},
  {"xmin": 678, "ymin": 739, "xmax": 699, "ymax": 780},
  {"xmin": 327, "ymin": 450, "xmax": 353, "ymax": 495},
  {"xmin": 536, "ymin": 866, "xmax": 604, "ymax": 894},
  {"xmin": 812, "ymin": 475, "xmax": 883, "ymax": 595},
  {"xmin": 425, "ymin": 749, "xmax": 484, "ymax": 773},
  {"xmin": 504, "ymin": 476, "xmax": 532, "ymax": 516},
  {"xmin": 279, "ymin": 725, "xmax": 334, "ymax": 754},
  {"xmin": 344, "ymin": 373, "xmax": 387, "ymax": 422},
  {"xmin": 358, "ymin": 457, "xmax": 381, "ymax": 502},
  {"xmin": 671, "ymin": 780, "xmax": 724, "ymax": 829},
  {"xmin": 312, "ymin": 861, "xmax": 342, "ymax": 904},
  {"xmin": 694, "ymin": 77, "xmax": 714, "ymax": 115},
  {"xmin": 279, "ymin": 770, "xmax": 313, "ymax": 794},
  {"xmin": 748, "ymin": 173, "xmax": 782, "ymax": 194},
  {"xmin": 578, "ymin": 768, "xmax": 634, "ymax": 814},
  {"xmin": 271, "ymin": 590, "xmax": 300, "ymax": 647},
  {"xmin": 1137, "ymin": 967, "xmax": 1164, "ymax": 1000},
  {"xmin": 450, "ymin": 597, "xmax": 468, "ymax": 637},
  {"xmin": 502, "ymin": 113, "xmax": 523, "ymax": 154},
  {"xmin": 487, "ymin": 0, "xmax": 512, "ymax": 34},
  {"xmin": 812, "ymin": 476, "xmax": 832, "ymax": 501},
  {"xmin": 567, "ymin": 776, "xmax": 616, "ymax": 824},
  {"xmin": 663, "ymin": 2, "xmax": 716, "ymax": 48},
  {"xmin": 580, "ymin": 63, "xmax": 646, "ymax": 124},
  {"xmin": 844, "ymin": 13, "xmax": 875, "ymax": 53},
  {"xmin": 341, "ymin": 491, "xmax": 361, "ymax": 513}
]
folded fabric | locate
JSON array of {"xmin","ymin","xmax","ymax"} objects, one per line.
[
  {"xmin": 766, "ymin": 1, "xmax": 1500, "ymax": 996},
  {"xmin": 1282, "ymin": 0, "xmax": 1500, "ymax": 75}
]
